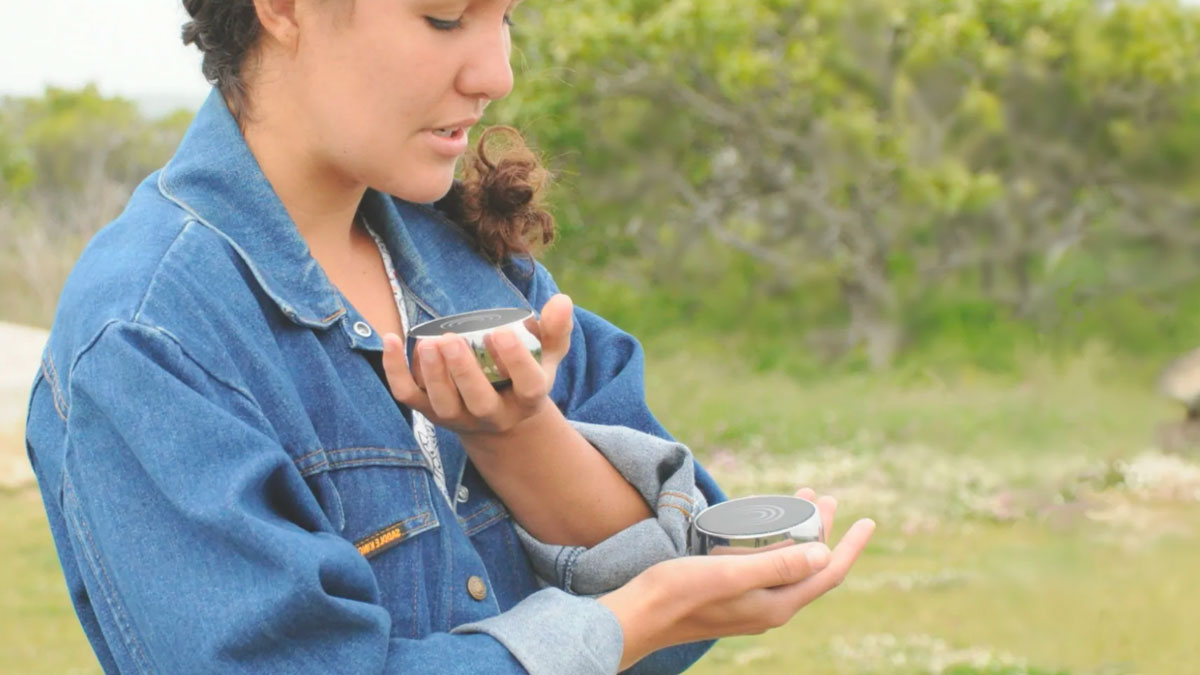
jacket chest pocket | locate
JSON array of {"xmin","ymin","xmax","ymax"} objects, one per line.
[
  {"xmin": 297, "ymin": 446, "xmax": 441, "ymax": 558},
  {"xmin": 298, "ymin": 446, "xmax": 445, "ymax": 637}
]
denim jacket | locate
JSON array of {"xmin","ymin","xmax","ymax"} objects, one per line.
[{"xmin": 23, "ymin": 90, "xmax": 727, "ymax": 674}]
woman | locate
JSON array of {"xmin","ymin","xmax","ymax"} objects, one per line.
[{"xmin": 24, "ymin": 0, "xmax": 876, "ymax": 672}]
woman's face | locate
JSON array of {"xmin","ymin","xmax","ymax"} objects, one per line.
[{"xmin": 286, "ymin": 0, "xmax": 519, "ymax": 204}]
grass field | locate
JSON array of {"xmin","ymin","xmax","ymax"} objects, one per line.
[{"xmin": 2, "ymin": 340, "xmax": 1197, "ymax": 673}]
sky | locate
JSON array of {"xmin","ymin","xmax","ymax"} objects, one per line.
[
  {"xmin": 4, "ymin": 0, "xmax": 1199, "ymax": 113},
  {"xmin": 0, "ymin": 1, "xmax": 210, "ymax": 110}
]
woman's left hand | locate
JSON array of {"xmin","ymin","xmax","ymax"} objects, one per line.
[{"xmin": 380, "ymin": 294, "xmax": 574, "ymax": 436}]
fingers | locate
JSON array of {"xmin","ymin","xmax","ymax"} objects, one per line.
[
  {"xmin": 708, "ymin": 540, "xmax": 796, "ymax": 556},
  {"xmin": 401, "ymin": 330, "xmax": 551, "ymax": 428},
  {"xmin": 729, "ymin": 516, "xmax": 873, "ymax": 598},
  {"xmin": 437, "ymin": 335, "xmax": 505, "ymax": 420},
  {"xmin": 490, "ymin": 328, "xmax": 550, "ymax": 410},
  {"xmin": 381, "ymin": 333, "xmax": 431, "ymax": 408},
  {"xmin": 482, "ymin": 333, "xmax": 512, "ymax": 382},
  {"xmin": 727, "ymin": 541, "xmax": 832, "ymax": 591},
  {"xmin": 817, "ymin": 495, "xmax": 836, "ymax": 544},
  {"xmin": 771, "ymin": 517, "xmax": 876, "ymax": 605},
  {"xmin": 536, "ymin": 294, "xmax": 574, "ymax": 367},
  {"xmin": 417, "ymin": 339, "xmax": 466, "ymax": 419},
  {"xmin": 817, "ymin": 517, "xmax": 875, "ymax": 585},
  {"xmin": 793, "ymin": 487, "xmax": 837, "ymax": 544}
]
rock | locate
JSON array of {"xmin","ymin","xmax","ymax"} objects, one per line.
[
  {"xmin": 0, "ymin": 322, "xmax": 49, "ymax": 490},
  {"xmin": 1155, "ymin": 419, "xmax": 1200, "ymax": 457},
  {"xmin": 1159, "ymin": 346, "xmax": 1200, "ymax": 419}
]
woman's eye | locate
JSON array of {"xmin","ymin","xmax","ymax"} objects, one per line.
[
  {"xmin": 425, "ymin": 15, "xmax": 514, "ymax": 31},
  {"xmin": 426, "ymin": 16, "xmax": 463, "ymax": 31}
]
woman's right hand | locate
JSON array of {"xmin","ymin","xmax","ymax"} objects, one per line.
[{"xmin": 597, "ymin": 489, "xmax": 876, "ymax": 671}]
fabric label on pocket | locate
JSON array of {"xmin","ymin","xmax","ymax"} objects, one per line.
[{"xmin": 354, "ymin": 511, "xmax": 438, "ymax": 559}]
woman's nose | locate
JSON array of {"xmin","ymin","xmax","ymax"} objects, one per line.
[{"xmin": 457, "ymin": 24, "xmax": 514, "ymax": 103}]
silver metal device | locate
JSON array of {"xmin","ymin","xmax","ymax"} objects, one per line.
[
  {"xmin": 407, "ymin": 308, "xmax": 542, "ymax": 388},
  {"xmin": 689, "ymin": 495, "xmax": 825, "ymax": 555}
]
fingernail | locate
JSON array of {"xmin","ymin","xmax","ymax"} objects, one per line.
[
  {"xmin": 440, "ymin": 339, "xmax": 461, "ymax": 358},
  {"xmin": 382, "ymin": 335, "xmax": 396, "ymax": 354},
  {"xmin": 806, "ymin": 544, "xmax": 830, "ymax": 570},
  {"xmin": 493, "ymin": 331, "xmax": 514, "ymax": 349}
]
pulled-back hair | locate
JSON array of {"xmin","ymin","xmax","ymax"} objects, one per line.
[{"xmin": 180, "ymin": 0, "xmax": 556, "ymax": 265}]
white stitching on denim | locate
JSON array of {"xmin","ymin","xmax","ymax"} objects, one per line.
[
  {"xmin": 155, "ymin": 172, "xmax": 345, "ymax": 326},
  {"xmin": 464, "ymin": 510, "xmax": 509, "ymax": 537},
  {"xmin": 63, "ymin": 474, "xmax": 156, "ymax": 674},
  {"xmin": 40, "ymin": 355, "xmax": 68, "ymax": 421},
  {"xmin": 70, "ymin": 321, "xmax": 268, "ymax": 449}
]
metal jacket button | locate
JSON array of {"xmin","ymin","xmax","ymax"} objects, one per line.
[
  {"xmin": 467, "ymin": 576, "xmax": 488, "ymax": 601},
  {"xmin": 456, "ymin": 485, "xmax": 470, "ymax": 503},
  {"xmin": 353, "ymin": 321, "xmax": 372, "ymax": 337}
]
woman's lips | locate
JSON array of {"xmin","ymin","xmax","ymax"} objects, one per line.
[{"xmin": 426, "ymin": 126, "xmax": 469, "ymax": 157}]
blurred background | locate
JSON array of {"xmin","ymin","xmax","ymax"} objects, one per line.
[{"xmin": 3, "ymin": 0, "xmax": 1199, "ymax": 673}]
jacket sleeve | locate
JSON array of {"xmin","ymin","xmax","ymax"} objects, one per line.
[
  {"xmin": 505, "ymin": 259, "xmax": 729, "ymax": 674},
  {"xmin": 510, "ymin": 421, "xmax": 708, "ymax": 595},
  {"xmin": 56, "ymin": 320, "xmax": 622, "ymax": 675}
]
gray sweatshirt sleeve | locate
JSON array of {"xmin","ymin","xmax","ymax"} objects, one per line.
[
  {"xmin": 511, "ymin": 420, "xmax": 708, "ymax": 596},
  {"xmin": 450, "ymin": 587, "xmax": 624, "ymax": 674}
]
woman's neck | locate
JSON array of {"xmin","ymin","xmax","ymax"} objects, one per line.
[{"xmin": 233, "ymin": 91, "xmax": 366, "ymax": 258}]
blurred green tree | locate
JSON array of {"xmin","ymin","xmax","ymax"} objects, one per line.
[{"xmin": 497, "ymin": 0, "xmax": 1200, "ymax": 367}]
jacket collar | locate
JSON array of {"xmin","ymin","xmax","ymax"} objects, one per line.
[{"xmin": 157, "ymin": 88, "xmax": 529, "ymax": 332}]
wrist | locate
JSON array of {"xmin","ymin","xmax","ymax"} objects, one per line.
[
  {"xmin": 598, "ymin": 574, "xmax": 664, "ymax": 671},
  {"xmin": 459, "ymin": 398, "xmax": 560, "ymax": 452}
]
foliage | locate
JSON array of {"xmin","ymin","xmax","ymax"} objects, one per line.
[
  {"xmin": 0, "ymin": 85, "xmax": 192, "ymax": 326},
  {"xmin": 0, "ymin": 84, "xmax": 191, "ymax": 223},
  {"xmin": 497, "ymin": 0, "xmax": 1200, "ymax": 368},
  {"xmin": 4, "ymin": 2, "xmax": 1200, "ymax": 370}
]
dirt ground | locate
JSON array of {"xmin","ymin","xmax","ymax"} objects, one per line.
[{"xmin": 1, "ymin": 322, "xmax": 48, "ymax": 489}]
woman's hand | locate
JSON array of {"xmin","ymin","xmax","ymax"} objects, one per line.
[
  {"xmin": 599, "ymin": 488, "xmax": 876, "ymax": 671},
  {"xmin": 379, "ymin": 294, "xmax": 575, "ymax": 436}
]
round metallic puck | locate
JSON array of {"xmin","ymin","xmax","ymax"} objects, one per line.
[
  {"xmin": 690, "ymin": 495, "xmax": 824, "ymax": 555},
  {"xmin": 407, "ymin": 308, "xmax": 542, "ymax": 388},
  {"xmin": 408, "ymin": 308, "xmax": 534, "ymax": 338}
]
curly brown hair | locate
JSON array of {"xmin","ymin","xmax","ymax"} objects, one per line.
[{"xmin": 180, "ymin": 0, "xmax": 556, "ymax": 265}]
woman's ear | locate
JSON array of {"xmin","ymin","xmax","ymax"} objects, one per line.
[{"xmin": 252, "ymin": 0, "xmax": 300, "ymax": 51}]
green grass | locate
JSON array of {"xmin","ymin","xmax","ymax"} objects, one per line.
[
  {"xmin": 2, "ymin": 341, "xmax": 1196, "ymax": 673},
  {"xmin": 642, "ymin": 337, "xmax": 1199, "ymax": 674},
  {"xmin": 641, "ymin": 334, "xmax": 1172, "ymax": 462},
  {"xmin": 0, "ymin": 488, "xmax": 101, "ymax": 674},
  {"xmin": 690, "ymin": 511, "xmax": 1200, "ymax": 674}
]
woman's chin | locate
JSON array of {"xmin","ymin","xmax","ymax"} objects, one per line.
[{"xmin": 379, "ymin": 167, "xmax": 457, "ymax": 204}]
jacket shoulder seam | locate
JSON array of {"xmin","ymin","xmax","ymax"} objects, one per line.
[
  {"xmin": 68, "ymin": 319, "xmax": 260, "ymax": 421},
  {"xmin": 130, "ymin": 218, "xmax": 194, "ymax": 325},
  {"xmin": 38, "ymin": 352, "xmax": 69, "ymax": 421}
]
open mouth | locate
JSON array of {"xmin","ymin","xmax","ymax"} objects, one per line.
[{"xmin": 431, "ymin": 127, "xmax": 464, "ymax": 139}]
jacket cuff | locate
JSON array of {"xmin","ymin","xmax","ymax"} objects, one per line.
[
  {"xmin": 513, "ymin": 421, "xmax": 708, "ymax": 596},
  {"xmin": 450, "ymin": 587, "xmax": 623, "ymax": 674}
]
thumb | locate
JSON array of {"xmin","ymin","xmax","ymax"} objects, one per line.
[
  {"xmin": 381, "ymin": 333, "xmax": 428, "ymax": 405},
  {"xmin": 733, "ymin": 542, "xmax": 832, "ymax": 590},
  {"xmin": 536, "ymin": 294, "xmax": 574, "ymax": 363}
]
